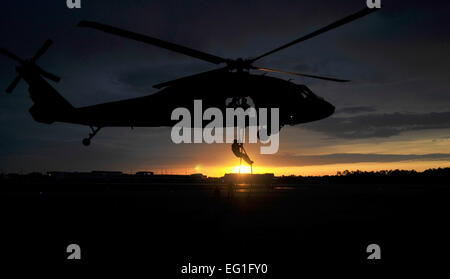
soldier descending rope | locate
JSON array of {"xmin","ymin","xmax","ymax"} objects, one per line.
[
  {"xmin": 231, "ymin": 139, "xmax": 254, "ymax": 167},
  {"xmin": 231, "ymin": 139, "xmax": 254, "ymax": 197}
]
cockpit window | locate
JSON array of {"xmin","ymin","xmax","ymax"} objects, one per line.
[
  {"xmin": 297, "ymin": 85, "xmax": 321, "ymax": 100},
  {"xmin": 296, "ymin": 85, "xmax": 311, "ymax": 99}
]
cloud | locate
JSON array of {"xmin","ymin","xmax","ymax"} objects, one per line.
[
  {"xmin": 269, "ymin": 153, "xmax": 450, "ymax": 167},
  {"xmin": 303, "ymin": 111, "xmax": 450, "ymax": 139},
  {"xmin": 335, "ymin": 106, "xmax": 377, "ymax": 115}
]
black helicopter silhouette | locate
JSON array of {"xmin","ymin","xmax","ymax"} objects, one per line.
[{"xmin": 1, "ymin": 7, "xmax": 377, "ymax": 146}]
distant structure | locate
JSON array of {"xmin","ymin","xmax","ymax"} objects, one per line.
[
  {"xmin": 2, "ymin": 168, "xmax": 449, "ymax": 186},
  {"xmin": 136, "ymin": 171, "xmax": 154, "ymax": 176},
  {"xmin": 223, "ymin": 173, "xmax": 275, "ymax": 185},
  {"xmin": 45, "ymin": 171, "xmax": 207, "ymax": 183}
]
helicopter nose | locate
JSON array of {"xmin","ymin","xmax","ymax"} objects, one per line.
[
  {"xmin": 325, "ymin": 101, "xmax": 335, "ymax": 117},
  {"xmin": 318, "ymin": 100, "xmax": 335, "ymax": 120}
]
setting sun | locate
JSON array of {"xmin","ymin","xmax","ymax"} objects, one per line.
[{"xmin": 232, "ymin": 165, "xmax": 252, "ymax": 174}]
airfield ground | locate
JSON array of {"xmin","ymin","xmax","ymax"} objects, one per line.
[{"xmin": 2, "ymin": 182, "xmax": 450, "ymax": 272}]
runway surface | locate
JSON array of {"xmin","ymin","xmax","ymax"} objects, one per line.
[{"xmin": 2, "ymin": 182, "xmax": 450, "ymax": 273}]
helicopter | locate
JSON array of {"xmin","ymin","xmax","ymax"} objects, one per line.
[{"xmin": 0, "ymin": 7, "xmax": 378, "ymax": 146}]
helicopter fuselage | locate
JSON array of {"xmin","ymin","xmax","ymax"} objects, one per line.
[{"xmin": 70, "ymin": 71, "xmax": 335, "ymax": 128}]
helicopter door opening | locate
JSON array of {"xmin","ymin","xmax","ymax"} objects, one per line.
[{"xmin": 225, "ymin": 96, "xmax": 255, "ymax": 109}]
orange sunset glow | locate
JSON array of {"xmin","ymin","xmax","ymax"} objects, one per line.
[
  {"xmin": 133, "ymin": 127, "xmax": 450, "ymax": 178},
  {"xmin": 139, "ymin": 160, "xmax": 450, "ymax": 178}
]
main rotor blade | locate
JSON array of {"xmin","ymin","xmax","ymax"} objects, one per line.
[
  {"xmin": 256, "ymin": 67, "xmax": 350, "ymax": 82},
  {"xmin": 153, "ymin": 67, "xmax": 228, "ymax": 89},
  {"xmin": 251, "ymin": 7, "xmax": 378, "ymax": 62},
  {"xmin": 78, "ymin": 21, "xmax": 227, "ymax": 65},
  {"xmin": 31, "ymin": 39, "xmax": 52, "ymax": 62},
  {"xmin": 6, "ymin": 76, "xmax": 22, "ymax": 93},
  {"xmin": 39, "ymin": 68, "xmax": 61, "ymax": 82},
  {"xmin": 0, "ymin": 48, "xmax": 25, "ymax": 64}
]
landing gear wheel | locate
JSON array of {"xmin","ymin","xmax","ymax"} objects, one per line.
[
  {"xmin": 81, "ymin": 126, "xmax": 102, "ymax": 146},
  {"xmin": 82, "ymin": 138, "xmax": 91, "ymax": 146}
]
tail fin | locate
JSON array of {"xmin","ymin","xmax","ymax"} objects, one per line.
[{"xmin": 27, "ymin": 78, "xmax": 74, "ymax": 124}]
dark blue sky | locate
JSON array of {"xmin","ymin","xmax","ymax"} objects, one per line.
[{"xmin": 1, "ymin": 0, "xmax": 450, "ymax": 175}]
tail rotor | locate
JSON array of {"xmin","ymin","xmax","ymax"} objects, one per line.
[{"xmin": 0, "ymin": 39, "xmax": 61, "ymax": 94}]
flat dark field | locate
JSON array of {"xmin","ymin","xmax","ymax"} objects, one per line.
[{"xmin": 2, "ymin": 182, "xmax": 450, "ymax": 273}]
